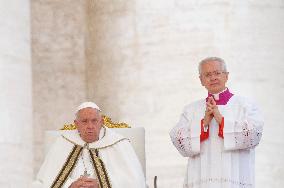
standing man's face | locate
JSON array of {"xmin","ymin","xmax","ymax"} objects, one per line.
[
  {"xmin": 199, "ymin": 60, "xmax": 228, "ymax": 94},
  {"xmin": 74, "ymin": 107, "xmax": 103, "ymax": 143}
]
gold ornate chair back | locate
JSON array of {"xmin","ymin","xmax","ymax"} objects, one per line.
[{"xmin": 60, "ymin": 115, "xmax": 130, "ymax": 130}]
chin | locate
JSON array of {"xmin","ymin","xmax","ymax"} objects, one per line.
[
  {"xmin": 86, "ymin": 139, "xmax": 96, "ymax": 143},
  {"xmin": 209, "ymin": 89, "xmax": 222, "ymax": 94},
  {"xmin": 84, "ymin": 136, "xmax": 97, "ymax": 143}
]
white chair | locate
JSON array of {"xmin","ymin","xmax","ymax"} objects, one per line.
[{"xmin": 43, "ymin": 115, "xmax": 150, "ymax": 186}]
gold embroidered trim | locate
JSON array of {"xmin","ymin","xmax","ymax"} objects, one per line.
[
  {"xmin": 89, "ymin": 149, "xmax": 112, "ymax": 188},
  {"xmin": 95, "ymin": 138, "xmax": 129, "ymax": 150},
  {"xmin": 62, "ymin": 135, "xmax": 77, "ymax": 145},
  {"xmin": 61, "ymin": 127, "xmax": 107, "ymax": 147},
  {"xmin": 51, "ymin": 145, "xmax": 82, "ymax": 188},
  {"xmin": 62, "ymin": 131, "xmax": 129, "ymax": 151}
]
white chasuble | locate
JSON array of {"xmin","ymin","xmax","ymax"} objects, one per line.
[
  {"xmin": 170, "ymin": 95, "xmax": 264, "ymax": 188},
  {"xmin": 33, "ymin": 128, "xmax": 146, "ymax": 188}
]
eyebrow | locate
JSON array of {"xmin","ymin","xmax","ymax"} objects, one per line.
[{"xmin": 203, "ymin": 70, "xmax": 223, "ymax": 74}]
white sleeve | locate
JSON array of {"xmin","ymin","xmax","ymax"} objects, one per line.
[
  {"xmin": 30, "ymin": 180, "xmax": 43, "ymax": 188},
  {"xmin": 170, "ymin": 110, "xmax": 200, "ymax": 157},
  {"xmin": 31, "ymin": 174, "xmax": 74, "ymax": 188},
  {"xmin": 33, "ymin": 136, "xmax": 76, "ymax": 188},
  {"xmin": 100, "ymin": 140, "xmax": 146, "ymax": 188},
  {"xmin": 62, "ymin": 178, "xmax": 74, "ymax": 188},
  {"xmin": 223, "ymin": 99, "xmax": 264, "ymax": 151}
]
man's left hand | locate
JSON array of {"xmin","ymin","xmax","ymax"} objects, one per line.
[
  {"xmin": 69, "ymin": 177, "xmax": 98, "ymax": 188},
  {"xmin": 207, "ymin": 97, "xmax": 223, "ymax": 124}
]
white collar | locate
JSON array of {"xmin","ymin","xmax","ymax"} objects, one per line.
[
  {"xmin": 210, "ymin": 88, "xmax": 227, "ymax": 100},
  {"xmin": 61, "ymin": 127, "xmax": 126, "ymax": 149}
]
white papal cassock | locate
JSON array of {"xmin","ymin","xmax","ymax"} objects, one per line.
[
  {"xmin": 33, "ymin": 127, "xmax": 146, "ymax": 188},
  {"xmin": 170, "ymin": 94, "xmax": 264, "ymax": 188}
]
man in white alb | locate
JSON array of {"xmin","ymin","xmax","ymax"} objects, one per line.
[
  {"xmin": 33, "ymin": 102, "xmax": 146, "ymax": 188},
  {"xmin": 170, "ymin": 57, "xmax": 264, "ymax": 188}
]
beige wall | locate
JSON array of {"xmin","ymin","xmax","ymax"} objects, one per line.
[
  {"xmin": 86, "ymin": 0, "xmax": 137, "ymax": 118},
  {"xmin": 31, "ymin": 0, "xmax": 284, "ymax": 188},
  {"xmin": 31, "ymin": 0, "xmax": 88, "ymax": 173}
]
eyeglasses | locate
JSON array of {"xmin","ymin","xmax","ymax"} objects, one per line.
[{"xmin": 201, "ymin": 71, "xmax": 227, "ymax": 79}]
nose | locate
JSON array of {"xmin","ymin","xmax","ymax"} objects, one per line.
[
  {"xmin": 210, "ymin": 75, "xmax": 217, "ymax": 81},
  {"xmin": 86, "ymin": 121, "xmax": 95, "ymax": 128}
]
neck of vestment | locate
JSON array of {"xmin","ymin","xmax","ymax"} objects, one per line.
[
  {"xmin": 50, "ymin": 127, "xmax": 127, "ymax": 188},
  {"xmin": 206, "ymin": 88, "xmax": 233, "ymax": 105}
]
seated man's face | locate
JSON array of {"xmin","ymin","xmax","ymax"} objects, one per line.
[{"xmin": 74, "ymin": 107, "xmax": 103, "ymax": 143}]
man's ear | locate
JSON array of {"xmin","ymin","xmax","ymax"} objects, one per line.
[
  {"xmin": 225, "ymin": 72, "xmax": 229, "ymax": 81},
  {"xmin": 100, "ymin": 116, "xmax": 104, "ymax": 125},
  {"xmin": 199, "ymin": 75, "xmax": 204, "ymax": 86},
  {"xmin": 74, "ymin": 120, "xmax": 80, "ymax": 133}
]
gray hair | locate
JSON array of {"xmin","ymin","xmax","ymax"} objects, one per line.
[{"xmin": 198, "ymin": 57, "xmax": 227, "ymax": 74}]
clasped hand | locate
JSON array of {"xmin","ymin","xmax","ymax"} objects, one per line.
[
  {"xmin": 69, "ymin": 177, "xmax": 98, "ymax": 188},
  {"xmin": 204, "ymin": 97, "xmax": 223, "ymax": 127}
]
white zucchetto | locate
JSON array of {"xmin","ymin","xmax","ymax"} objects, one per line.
[{"xmin": 75, "ymin": 102, "xmax": 101, "ymax": 115}]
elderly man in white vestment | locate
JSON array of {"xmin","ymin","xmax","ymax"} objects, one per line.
[
  {"xmin": 170, "ymin": 57, "xmax": 264, "ymax": 188},
  {"xmin": 33, "ymin": 102, "xmax": 146, "ymax": 188}
]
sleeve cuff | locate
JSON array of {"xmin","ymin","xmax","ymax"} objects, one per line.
[
  {"xmin": 200, "ymin": 119, "xmax": 209, "ymax": 142},
  {"xmin": 218, "ymin": 117, "xmax": 224, "ymax": 139}
]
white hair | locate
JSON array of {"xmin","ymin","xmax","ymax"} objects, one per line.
[{"xmin": 198, "ymin": 57, "xmax": 227, "ymax": 74}]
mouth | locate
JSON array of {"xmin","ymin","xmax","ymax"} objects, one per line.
[
  {"xmin": 210, "ymin": 83, "xmax": 219, "ymax": 86},
  {"xmin": 86, "ymin": 132, "xmax": 94, "ymax": 136}
]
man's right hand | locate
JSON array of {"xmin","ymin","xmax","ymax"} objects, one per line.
[
  {"xmin": 204, "ymin": 98, "xmax": 214, "ymax": 126},
  {"xmin": 69, "ymin": 177, "xmax": 99, "ymax": 188}
]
